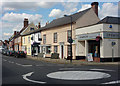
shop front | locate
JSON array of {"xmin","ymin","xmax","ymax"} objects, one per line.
[
  {"xmin": 76, "ymin": 32, "xmax": 102, "ymax": 62},
  {"xmin": 31, "ymin": 42, "xmax": 40, "ymax": 56}
]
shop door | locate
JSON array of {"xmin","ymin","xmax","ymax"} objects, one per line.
[{"xmin": 88, "ymin": 40, "xmax": 100, "ymax": 57}]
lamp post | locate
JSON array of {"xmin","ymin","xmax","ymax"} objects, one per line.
[{"xmin": 64, "ymin": 15, "xmax": 73, "ymax": 63}]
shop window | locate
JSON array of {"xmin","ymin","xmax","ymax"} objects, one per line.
[
  {"xmin": 54, "ymin": 46, "xmax": 58, "ymax": 53},
  {"xmin": 43, "ymin": 35, "xmax": 46, "ymax": 44},
  {"xmin": 54, "ymin": 33, "xmax": 57, "ymax": 43},
  {"xmin": 46, "ymin": 46, "xmax": 51, "ymax": 54},
  {"xmin": 67, "ymin": 45, "xmax": 71, "ymax": 56}
]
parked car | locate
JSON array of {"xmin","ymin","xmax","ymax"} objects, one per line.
[
  {"xmin": 14, "ymin": 51, "xmax": 26, "ymax": 58},
  {"xmin": 6, "ymin": 50, "xmax": 15, "ymax": 56},
  {"xmin": 2, "ymin": 49, "xmax": 7, "ymax": 55}
]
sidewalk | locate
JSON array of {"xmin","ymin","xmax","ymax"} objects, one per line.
[{"xmin": 27, "ymin": 56, "xmax": 119, "ymax": 65}]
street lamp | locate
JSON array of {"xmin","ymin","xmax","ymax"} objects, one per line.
[{"xmin": 64, "ymin": 15, "xmax": 73, "ymax": 63}]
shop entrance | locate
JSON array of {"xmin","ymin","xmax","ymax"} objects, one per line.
[{"xmin": 88, "ymin": 40, "xmax": 100, "ymax": 58}]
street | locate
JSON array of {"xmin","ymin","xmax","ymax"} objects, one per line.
[{"xmin": 1, "ymin": 54, "xmax": 120, "ymax": 85}]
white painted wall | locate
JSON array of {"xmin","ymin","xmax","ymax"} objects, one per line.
[
  {"xmin": 31, "ymin": 32, "xmax": 41, "ymax": 44},
  {"xmin": 75, "ymin": 23, "xmax": 120, "ymax": 58}
]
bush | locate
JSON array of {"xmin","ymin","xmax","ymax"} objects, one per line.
[{"xmin": 51, "ymin": 53, "xmax": 59, "ymax": 59}]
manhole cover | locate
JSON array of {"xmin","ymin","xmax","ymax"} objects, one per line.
[{"xmin": 47, "ymin": 71, "xmax": 111, "ymax": 80}]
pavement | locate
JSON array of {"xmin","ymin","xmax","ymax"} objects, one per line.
[{"xmin": 27, "ymin": 55, "xmax": 119, "ymax": 65}]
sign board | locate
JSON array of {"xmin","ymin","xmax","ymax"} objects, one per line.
[
  {"xmin": 87, "ymin": 53, "xmax": 93, "ymax": 62},
  {"xmin": 77, "ymin": 33, "xmax": 100, "ymax": 40},
  {"xmin": 103, "ymin": 32, "xmax": 120, "ymax": 39}
]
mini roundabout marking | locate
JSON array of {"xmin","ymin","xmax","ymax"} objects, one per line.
[{"xmin": 47, "ymin": 71, "xmax": 111, "ymax": 80}]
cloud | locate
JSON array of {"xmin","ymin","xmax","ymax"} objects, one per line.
[
  {"xmin": 3, "ymin": 32, "xmax": 12, "ymax": 36},
  {"xmin": 2, "ymin": 12, "xmax": 42, "ymax": 23},
  {"xmin": 49, "ymin": 9, "xmax": 62, "ymax": 18},
  {"xmin": 78, "ymin": 4, "xmax": 91, "ymax": 12},
  {"xmin": 49, "ymin": 2, "xmax": 78, "ymax": 18},
  {"xmin": 99, "ymin": 3, "xmax": 118, "ymax": 19},
  {"xmin": 2, "ymin": 2, "xmax": 57, "ymax": 11}
]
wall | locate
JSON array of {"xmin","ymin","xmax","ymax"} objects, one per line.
[
  {"xmin": 22, "ymin": 35, "xmax": 31, "ymax": 55},
  {"xmin": 41, "ymin": 23, "xmax": 76, "ymax": 59}
]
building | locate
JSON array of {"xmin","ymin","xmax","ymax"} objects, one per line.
[
  {"xmin": 9, "ymin": 31, "xmax": 18, "ymax": 51},
  {"xmin": 31, "ymin": 23, "xmax": 42, "ymax": 56},
  {"xmin": 75, "ymin": 16, "xmax": 120, "ymax": 62},
  {"xmin": 40, "ymin": 2, "xmax": 100, "ymax": 59},
  {"xmin": 21, "ymin": 22, "xmax": 39, "ymax": 55}
]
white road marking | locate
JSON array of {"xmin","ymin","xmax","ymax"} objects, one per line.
[
  {"xmin": 22, "ymin": 72, "xmax": 46, "ymax": 84},
  {"xmin": 102, "ymin": 80, "xmax": 120, "ymax": 84},
  {"xmin": 8, "ymin": 61, "xmax": 14, "ymax": 64},
  {"xmin": 3, "ymin": 59, "xmax": 7, "ymax": 61},
  {"xmin": 47, "ymin": 71, "xmax": 111, "ymax": 80},
  {"xmin": 90, "ymin": 69, "xmax": 115, "ymax": 71},
  {"xmin": 21, "ymin": 65, "xmax": 32, "ymax": 67},
  {"xmin": 15, "ymin": 63, "xmax": 32, "ymax": 67}
]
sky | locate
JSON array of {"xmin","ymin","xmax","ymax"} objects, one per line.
[{"xmin": 0, "ymin": 1, "xmax": 119, "ymax": 41}]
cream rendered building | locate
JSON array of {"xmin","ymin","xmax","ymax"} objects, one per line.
[
  {"xmin": 75, "ymin": 16, "xmax": 120, "ymax": 62},
  {"xmin": 21, "ymin": 22, "xmax": 38, "ymax": 55},
  {"xmin": 40, "ymin": 2, "xmax": 100, "ymax": 59}
]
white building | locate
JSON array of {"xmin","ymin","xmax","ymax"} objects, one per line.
[
  {"xmin": 31, "ymin": 23, "xmax": 42, "ymax": 56},
  {"xmin": 75, "ymin": 16, "xmax": 120, "ymax": 62}
]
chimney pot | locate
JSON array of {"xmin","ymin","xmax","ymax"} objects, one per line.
[
  {"xmin": 38, "ymin": 22, "xmax": 41, "ymax": 29},
  {"xmin": 91, "ymin": 2, "xmax": 99, "ymax": 16},
  {"xmin": 24, "ymin": 18, "xmax": 29, "ymax": 27}
]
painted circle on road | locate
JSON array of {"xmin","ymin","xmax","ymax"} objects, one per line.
[{"xmin": 47, "ymin": 71, "xmax": 111, "ymax": 80}]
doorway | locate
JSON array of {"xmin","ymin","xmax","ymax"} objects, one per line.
[
  {"xmin": 60, "ymin": 45, "xmax": 64, "ymax": 59},
  {"xmin": 88, "ymin": 40, "xmax": 100, "ymax": 58}
]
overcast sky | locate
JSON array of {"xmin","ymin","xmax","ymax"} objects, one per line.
[{"xmin": 0, "ymin": 1, "xmax": 119, "ymax": 40}]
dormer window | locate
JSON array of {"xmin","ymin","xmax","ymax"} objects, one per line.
[{"xmin": 30, "ymin": 28, "xmax": 34, "ymax": 31}]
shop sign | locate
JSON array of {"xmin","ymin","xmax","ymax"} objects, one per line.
[
  {"xmin": 103, "ymin": 32, "xmax": 120, "ymax": 39},
  {"xmin": 77, "ymin": 33, "xmax": 100, "ymax": 40},
  {"xmin": 87, "ymin": 53, "xmax": 93, "ymax": 62}
]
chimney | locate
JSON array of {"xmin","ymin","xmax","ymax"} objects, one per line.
[
  {"xmin": 46, "ymin": 21, "xmax": 49, "ymax": 25},
  {"xmin": 24, "ymin": 18, "xmax": 29, "ymax": 27},
  {"xmin": 38, "ymin": 22, "xmax": 41, "ymax": 29},
  {"xmin": 14, "ymin": 31, "xmax": 17, "ymax": 35},
  {"xmin": 91, "ymin": 2, "xmax": 99, "ymax": 16}
]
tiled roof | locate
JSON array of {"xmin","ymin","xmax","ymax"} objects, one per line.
[{"xmin": 98, "ymin": 16, "xmax": 120, "ymax": 24}]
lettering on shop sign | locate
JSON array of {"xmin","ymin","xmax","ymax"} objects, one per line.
[
  {"xmin": 103, "ymin": 32, "xmax": 120, "ymax": 39},
  {"xmin": 77, "ymin": 33, "xmax": 100, "ymax": 40}
]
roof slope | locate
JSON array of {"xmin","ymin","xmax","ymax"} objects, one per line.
[
  {"xmin": 98, "ymin": 16, "xmax": 120, "ymax": 24},
  {"xmin": 40, "ymin": 8, "xmax": 91, "ymax": 30}
]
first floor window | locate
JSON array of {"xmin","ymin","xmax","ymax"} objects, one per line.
[
  {"xmin": 46, "ymin": 46, "xmax": 51, "ymax": 54},
  {"xmin": 54, "ymin": 46, "xmax": 58, "ymax": 53},
  {"xmin": 43, "ymin": 35, "xmax": 46, "ymax": 44},
  {"xmin": 67, "ymin": 45, "xmax": 71, "ymax": 56},
  {"xmin": 28, "ymin": 47, "xmax": 30, "ymax": 54}
]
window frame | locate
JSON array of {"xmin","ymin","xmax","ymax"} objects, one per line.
[
  {"xmin": 43, "ymin": 34, "xmax": 46, "ymax": 44},
  {"xmin": 54, "ymin": 46, "xmax": 58, "ymax": 53},
  {"xmin": 53, "ymin": 32, "xmax": 57, "ymax": 43}
]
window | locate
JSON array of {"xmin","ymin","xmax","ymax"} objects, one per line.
[
  {"xmin": 28, "ymin": 36, "xmax": 30, "ymax": 43},
  {"xmin": 54, "ymin": 33, "xmax": 57, "ymax": 43},
  {"xmin": 23, "ymin": 37, "xmax": 25, "ymax": 44},
  {"xmin": 43, "ymin": 35, "xmax": 46, "ymax": 44},
  {"xmin": 28, "ymin": 47, "xmax": 30, "ymax": 54},
  {"xmin": 54, "ymin": 46, "xmax": 58, "ymax": 53},
  {"xmin": 67, "ymin": 45, "xmax": 71, "ymax": 56},
  {"xmin": 30, "ymin": 28, "xmax": 34, "ymax": 31},
  {"xmin": 46, "ymin": 46, "xmax": 51, "ymax": 54},
  {"xmin": 67, "ymin": 30, "xmax": 71, "ymax": 41}
]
